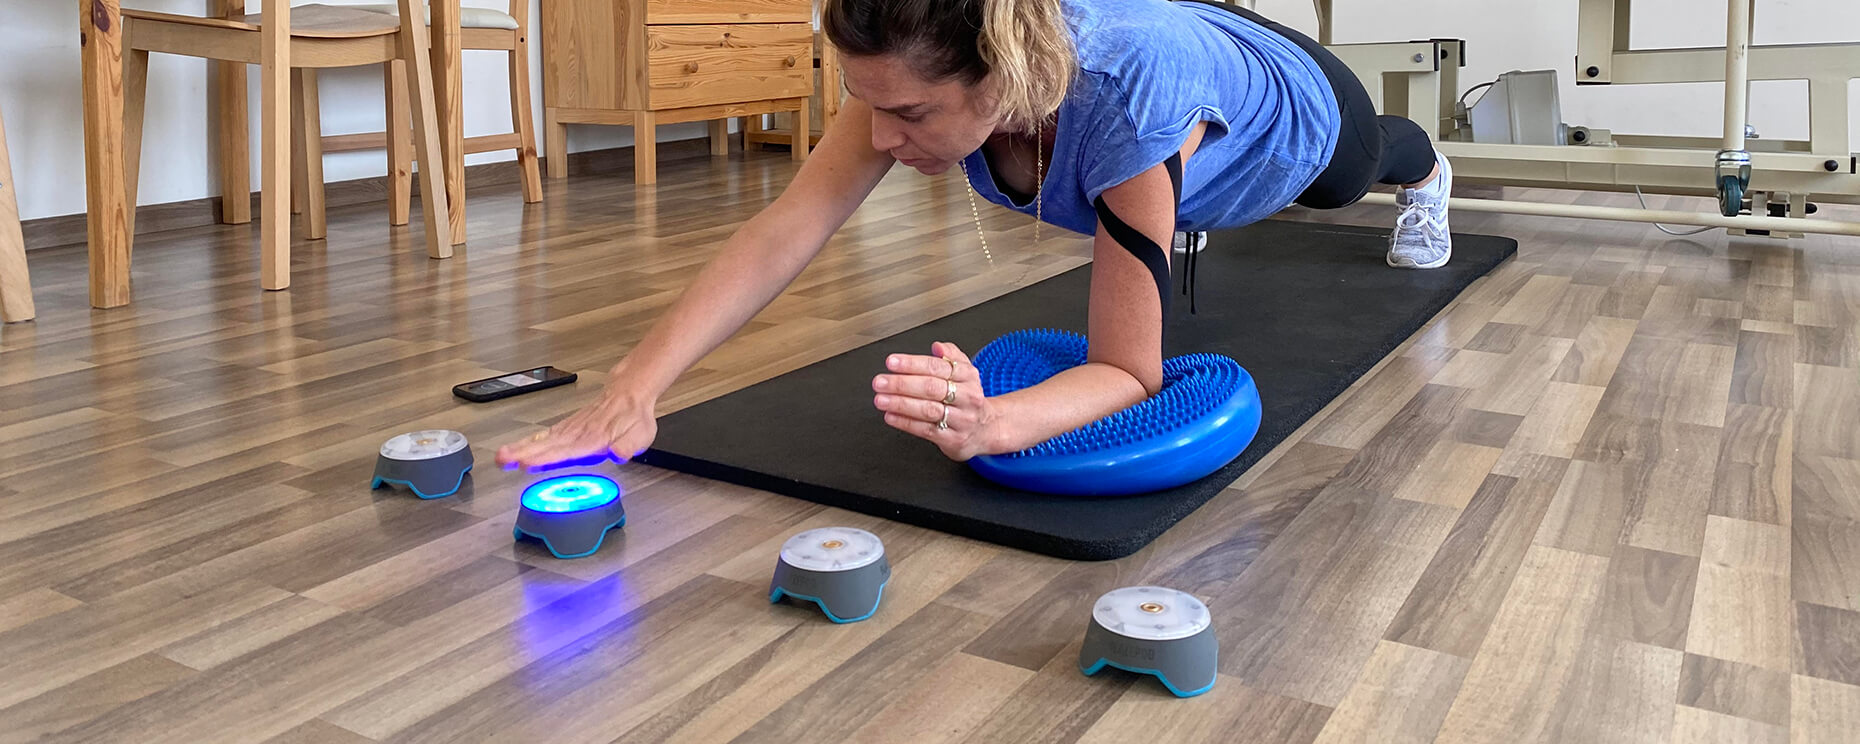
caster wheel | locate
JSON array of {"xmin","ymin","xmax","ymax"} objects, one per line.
[{"xmin": 1718, "ymin": 174, "xmax": 1745, "ymax": 218}]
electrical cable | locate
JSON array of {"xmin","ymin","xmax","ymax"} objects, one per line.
[{"xmin": 1635, "ymin": 187, "xmax": 1719, "ymax": 235}]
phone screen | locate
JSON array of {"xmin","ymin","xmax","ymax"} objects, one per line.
[{"xmin": 469, "ymin": 368, "xmax": 567, "ymax": 394}]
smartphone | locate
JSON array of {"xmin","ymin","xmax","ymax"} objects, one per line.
[{"xmin": 454, "ymin": 366, "xmax": 578, "ymax": 403}]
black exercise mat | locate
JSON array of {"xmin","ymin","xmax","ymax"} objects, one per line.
[{"xmin": 638, "ymin": 219, "xmax": 1516, "ymax": 560}]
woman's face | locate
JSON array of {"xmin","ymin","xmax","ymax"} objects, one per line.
[{"xmin": 840, "ymin": 53, "xmax": 998, "ymax": 175}]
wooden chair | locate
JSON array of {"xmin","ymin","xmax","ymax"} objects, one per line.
[
  {"xmin": 0, "ymin": 101, "xmax": 34, "ymax": 323},
  {"xmin": 294, "ymin": 1, "xmax": 542, "ymax": 239},
  {"xmin": 122, "ymin": 1, "xmax": 453, "ymax": 291}
]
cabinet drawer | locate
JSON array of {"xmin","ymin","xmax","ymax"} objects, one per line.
[
  {"xmin": 645, "ymin": 24, "xmax": 813, "ymax": 110},
  {"xmin": 644, "ymin": 0, "xmax": 810, "ymax": 25}
]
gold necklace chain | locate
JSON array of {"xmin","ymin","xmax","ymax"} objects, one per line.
[{"xmin": 958, "ymin": 117, "xmax": 1042, "ymax": 286}]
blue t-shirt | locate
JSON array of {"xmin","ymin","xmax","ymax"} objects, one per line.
[{"xmin": 959, "ymin": 0, "xmax": 1339, "ymax": 235}]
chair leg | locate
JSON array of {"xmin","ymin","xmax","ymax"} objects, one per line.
[
  {"xmin": 210, "ymin": 0, "xmax": 250, "ymax": 225},
  {"xmin": 633, "ymin": 111, "xmax": 656, "ymax": 185},
  {"xmin": 545, "ymin": 107, "xmax": 567, "ymax": 179},
  {"xmin": 290, "ymin": 74, "xmax": 305, "ymax": 217},
  {"xmin": 509, "ymin": 47, "xmax": 542, "ymax": 203},
  {"xmin": 214, "ymin": 61, "xmax": 252, "ymax": 225},
  {"xmin": 83, "ymin": 1, "xmax": 129, "ymax": 308},
  {"xmin": 296, "ymin": 69, "xmax": 327, "ymax": 241},
  {"xmin": 124, "ymin": 48, "xmax": 150, "ymax": 258},
  {"xmin": 386, "ymin": 60, "xmax": 411, "ymax": 227},
  {"xmin": 395, "ymin": 0, "xmax": 453, "ymax": 257},
  {"xmin": 259, "ymin": 0, "xmax": 293, "ymax": 290},
  {"xmin": 429, "ymin": 1, "xmax": 466, "ymax": 244},
  {"xmin": 0, "ymin": 104, "xmax": 35, "ymax": 323}
]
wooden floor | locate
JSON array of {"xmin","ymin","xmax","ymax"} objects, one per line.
[{"xmin": 3, "ymin": 143, "xmax": 1859, "ymax": 743}]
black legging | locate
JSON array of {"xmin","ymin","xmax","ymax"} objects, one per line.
[{"xmin": 1187, "ymin": 1, "xmax": 1438, "ymax": 208}]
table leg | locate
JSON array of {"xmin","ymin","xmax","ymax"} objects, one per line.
[
  {"xmin": 545, "ymin": 107, "xmax": 567, "ymax": 179},
  {"xmin": 80, "ymin": 0, "xmax": 130, "ymax": 308},
  {"xmin": 790, "ymin": 101, "xmax": 809, "ymax": 161},
  {"xmin": 633, "ymin": 110, "xmax": 656, "ymax": 185},
  {"xmin": 818, "ymin": 38, "xmax": 839, "ymax": 134},
  {"xmin": 709, "ymin": 119, "xmax": 728, "ymax": 156}
]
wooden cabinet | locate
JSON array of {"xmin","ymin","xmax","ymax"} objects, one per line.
[{"xmin": 542, "ymin": 0, "xmax": 815, "ymax": 184}]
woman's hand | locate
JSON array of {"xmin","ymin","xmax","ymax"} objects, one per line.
[
  {"xmin": 495, "ymin": 390, "xmax": 659, "ymax": 473},
  {"xmin": 872, "ymin": 342, "xmax": 1006, "ymax": 461}
]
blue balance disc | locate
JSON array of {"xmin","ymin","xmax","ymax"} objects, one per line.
[
  {"xmin": 968, "ymin": 329, "xmax": 1263, "ymax": 496},
  {"xmin": 513, "ymin": 474, "xmax": 627, "ymax": 559}
]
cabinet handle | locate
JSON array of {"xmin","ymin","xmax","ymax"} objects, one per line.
[
  {"xmin": 686, "ymin": 62, "xmax": 700, "ymax": 73},
  {"xmin": 784, "ymin": 55, "xmax": 798, "ymax": 67}
]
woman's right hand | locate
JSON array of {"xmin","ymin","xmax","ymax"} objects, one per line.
[{"xmin": 495, "ymin": 389, "xmax": 659, "ymax": 473}]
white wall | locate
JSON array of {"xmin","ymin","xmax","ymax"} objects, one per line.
[
  {"xmin": 0, "ymin": 0, "xmax": 695, "ymax": 221},
  {"xmin": 3, "ymin": 0, "xmax": 1858, "ymax": 221},
  {"xmin": 1253, "ymin": 0, "xmax": 1860, "ymax": 144}
]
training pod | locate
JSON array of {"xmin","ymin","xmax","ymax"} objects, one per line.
[
  {"xmin": 769, "ymin": 527, "xmax": 891, "ymax": 623},
  {"xmin": 512, "ymin": 474, "xmax": 627, "ymax": 559},
  {"xmin": 1079, "ymin": 586, "xmax": 1217, "ymax": 698},
  {"xmin": 371, "ymin": 430, "xmax": 474, "ymax": 499}
]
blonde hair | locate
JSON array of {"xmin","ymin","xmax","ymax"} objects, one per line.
[
  {"xmin": 824, "ymin": 0, "xmax": 1077, "ymax": 132},
  {"xmin": 979, "ymin": 0, "xmax": 1076, "ymax": 131}
]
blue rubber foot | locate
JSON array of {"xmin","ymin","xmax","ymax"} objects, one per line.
[
  {"xmin": 968, "ymin": 329, "xmax": 1262, "ymax": 496},
  {"xmin": 1081, "ymin": 658, "xmax": 1217, "ymax": 698},
  {"xmin": 513, "ymin": 515, "xmax": 626, "ymax": 559},
  {"xmin": 370, "ymin": 464, "xmax": 472, "ymax": 500},
  {"xmin": 768, "ymin": 584, "xmax": 888, "ymax": 624}
]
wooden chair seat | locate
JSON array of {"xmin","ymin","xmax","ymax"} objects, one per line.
[
  {"xmin": 125, "ymin": 5, "xmax": 403, "ymax": 39},
  {"xmin": 346, "ymin": 4, "xmax": 520, "ymax": 31}
]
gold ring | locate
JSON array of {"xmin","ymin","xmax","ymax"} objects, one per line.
[
  {"xmin": 530, "ymin": 431, "xmax": 549, "ymax": 442},
  {"xmin": 943, "ymin": 379, "xmax": 958, "ymax": 405},
  {"xmin": 946, "ymin": 358, "xmax": 958, "ymax": 380}
]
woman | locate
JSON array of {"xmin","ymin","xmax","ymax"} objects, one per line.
[{"xmin": 496, "ymin": 0, "xmax": 1452, "ymax": 470}]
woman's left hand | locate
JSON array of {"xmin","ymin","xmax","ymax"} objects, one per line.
[{"xmin": 872, "ymin": 342, "xmax": 1002, "ymax": 461}]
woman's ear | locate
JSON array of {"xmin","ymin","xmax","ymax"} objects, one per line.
[{"xmin": 967, "ymin": 79, "xmax": 1005, "ymax": 123}]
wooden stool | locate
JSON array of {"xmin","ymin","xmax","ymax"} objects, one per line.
[{"xmin": 0, "ymin": 101, "xmax": 34, "ymax": 323}]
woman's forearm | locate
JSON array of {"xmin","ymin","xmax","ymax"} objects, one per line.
[{"xmin": 986, "ymin": 363, "xmax": 1151, "ymax": 453}]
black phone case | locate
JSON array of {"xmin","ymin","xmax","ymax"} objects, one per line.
[{"xmin": 453, "ymin": 369, "xmax": 578, "ymax": 403}]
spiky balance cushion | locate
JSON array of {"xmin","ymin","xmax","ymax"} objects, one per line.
[{"xmin": 968, "ymin": 329, "xmax": 1262, "ymax": 496}]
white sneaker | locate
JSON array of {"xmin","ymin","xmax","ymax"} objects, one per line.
[
  {"xmin": 1173, "ymin": 231, "xmax": 1208, "ymax": 253},
  {"xmin": 1388, "ymin": 151, "xmax": 1452, "ymax": 269}
]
